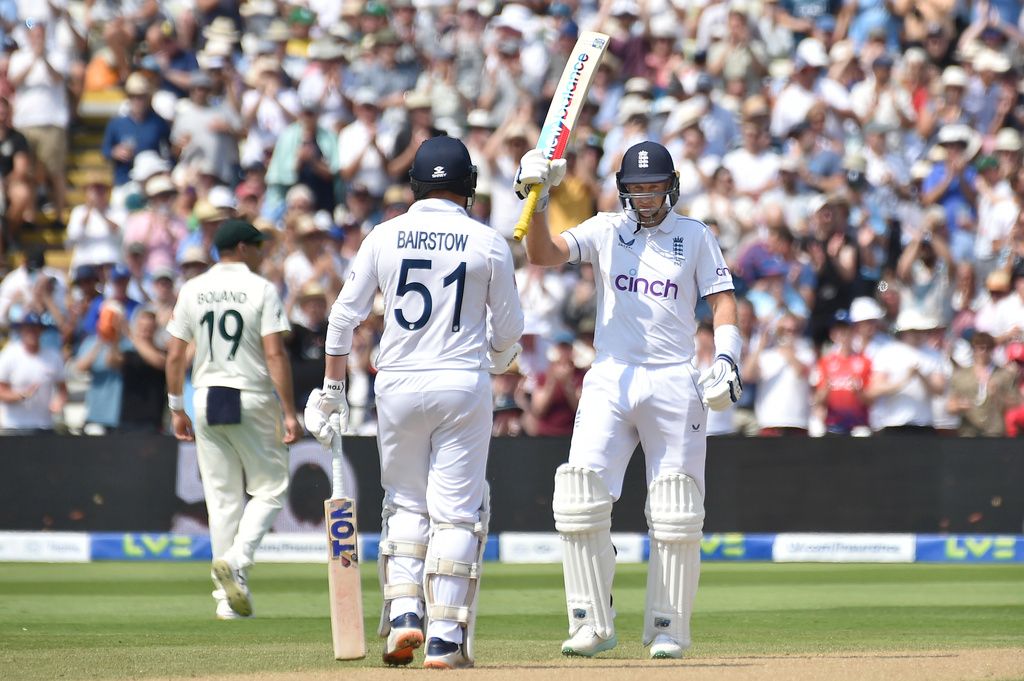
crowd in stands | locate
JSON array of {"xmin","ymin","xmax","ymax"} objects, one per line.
[{"xmin": 0, "ymin": 0, "xmax": 1023, "ymax": 437}]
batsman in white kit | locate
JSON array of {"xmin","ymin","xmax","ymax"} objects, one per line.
[
  {"xmin": 165, "ymin": 219, "xmax": 302, "ymax": 620},
  {"xmin": 516, "ymin": 141, "xmax": 743, "ymax": 659},
  {"xmin": 304, "ymin": 136, "xmax": 524, "ymax": 669}
]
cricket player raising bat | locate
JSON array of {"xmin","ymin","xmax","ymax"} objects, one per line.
[
  {"xmin": 515, "ymin": 141, "xmax": 742, "ymax": 659},
  {"xmin": 305, "ymin": 136, "xmax": 524, "ymax": 669}
]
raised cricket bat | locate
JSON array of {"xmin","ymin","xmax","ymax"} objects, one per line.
[
  {"xmin": 512, "ymin": 31, "xmax": 610, "ymax": 241},
  {"xmin": 326, "ymin": 434, "xmax": 365, "ymax": 660}
]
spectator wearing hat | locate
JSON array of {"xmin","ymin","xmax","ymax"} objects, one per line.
[
  {"xmin": 0, "ymin": 312, "xmax": 66, "ymax": 432},
  {"xmin": 922, "ymin": 124, "xmax": 980, "ymax": 261},
  {"xmin": 805, "ymin": 194, "xmax": 858, "ymax": 345},
  {"xmin": 919, "ymin": 67, "xmax": 972, "ymax": 140},
  {"xmin": 241, "ymin": 56, "xmax": 300, "ymax": 165},
  {"xmin": 338, "ymin": 87, "xmax": 391, "ymax": 198},
  {"xmin": 175, "ymin": 199, "xmax": 231, "ymax": 266},
  {"xmin": 101, "ymin": 72, "xmax": 171, "ymax": 188},
  {"xmin": 744, "ymin": 250, "xmax": 812, "ymax": 320},
  {"xmin": 665, "ymin": 104, "xmax": 719, "ymax": 212},
  {"xmin": 896, "ymin": 206, "xmax": 954, "ymax": 325},
  {"xmin": 66, "ymin": 169, "xmax": 124, "ymax": 270},
  {"xmin": 413, "ymin": 48, "xmax": 463, "ymax": 133},
  {"xmin": 380, "ymin": 184, "xmax": 413, "ymax": 221},
  {"xmin": 180, "ymin": 244, "xmax": 212, "ymax": 281},
  {"xmin": 123, "ymin": 175, "xmax": 188, "ymax": 272},
  {"xmin": 707, "ymin": 6, "xmax": 769, "ymax": 96},
  {"xmin": 297, "ymin": 39, "xmax": 351, "ymax": 133},
  {"xmin": 993, "ymin": 128, "xmax": 1022, "ymax": 179},
  {"xmin": 0, "ymin": 95, "xmax": 34, "ymax": 250},
  {"xmin": 850, "ymin": 53, "xmax": 915, "ymax": 130},
  {"xmin": 265, "ymin": 100, "xmax": 340, "ymax": 215},
  {"xmin": 974, "ymin": 153, "xmax": 1018, "ymax": 283},
  {"xmin": 144, "ymin": 20, "xmax": 198, "ymax": 98},
  {"xmin": 0, "ymin": 247, "xmax": 67, "ymax": 327},
  {"xmin": 283, "ymin": 214, "xmax": 347, "ymax": 321},
  {"xmin": 172, "ymin": 70, "xmax": 242, "ymax": 186},
  {"xmin": 849, "ymin": 295, "xmax": 891, "ymax": 357},
  {"xmin": 348, "ymin": 28, "xmax": 418, "ymax": 108},
  {"xmin": 788, "ymin": 121, "xmax": 844, "ymax": 195},
  {"xmin": 526, "ymin": 331, "xmax": 584, "ymax": 437},
  {"xmin": 813, "ymin": 309, "xmax": 873, "ymax": 435},
  {"xmin": 286, "ymin": 280, "xmax": 329, "ymax": 412},
  {"xmin": 771, "ymin": 39, "xmax": 829, "ymax": 138},
  {"xmin": 743, "ymin": 312, "xmax": 815, "ymax": 435},
  {"xmin": 690, "ymin": 166, "xmax": 755, "ymax": 252},
  {"xmin": 865, "ymin": 309, "xmax": 947, "ymax": 432},
  {"xmin": 482, "ymin": 115, "xmax": 539, "ymax": 238},
  {"xmin": 387, "ymin": 90, "xmax": 445, "ymax": 179},
  {"xmin": 947, "ymin": 331, "xmax": 1020, "ymax": 436},
  {"xmin": 8, "ymin": 19, "xmax": 71, "ymax": 220}
]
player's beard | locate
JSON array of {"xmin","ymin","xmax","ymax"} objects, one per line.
[{"xmin": 626, "ymin": 198, "xmax": 670, "ymax": 233}]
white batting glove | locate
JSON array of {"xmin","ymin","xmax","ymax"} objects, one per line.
[
  {"xmin": 698, "ymin": 355, "xmax": 743, "ymax": 411},
  {"xmin": 304, "ymin": 382, "xmax": 349, "ymax": 446},
  {"xmin": 513, "ymin": 149, "xmax": 567, "ymax": 202},
  {"xmin": 487, "ymin": 342, "xmax": 522, "ymax": 375}
]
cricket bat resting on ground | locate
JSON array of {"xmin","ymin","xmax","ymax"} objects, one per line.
[{"xmin": 326, "ymin": 434, "xmax": 365, "ymax": 660}]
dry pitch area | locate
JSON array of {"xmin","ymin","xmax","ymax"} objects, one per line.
[{"xmin": 1, "ymin": 562, "xmax": 1021, "ymax": 681}]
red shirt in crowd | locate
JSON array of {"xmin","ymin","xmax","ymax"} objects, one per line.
[{"xmin": 814, "ymin": 351, "xmax": 872, "ymax": 433}]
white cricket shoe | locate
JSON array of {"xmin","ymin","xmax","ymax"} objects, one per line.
[
  {"xmin": 211, "ymin": 558, "xmax": 253, "ymax": 617},
  {"xmin": 215, "ymin": 599, "xmax": 252, "ymax": 620},
  {"xmin": 383, "ymin": 613, "xmax": 424, "ymax": 666},
  {"xmin": 649, "ymin": 634, "xmax": 684, "ymax": 659},
  {"xmin": 561, "ymin": 626, "xmax": 617, "ymax": 657},
  {"xmin": 422, "ymin": 637, "xmax": 472, "ymax": 669}
]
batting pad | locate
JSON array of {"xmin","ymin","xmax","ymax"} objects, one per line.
[
  {"xmin": 643, "ymin": 473, "xmax": 704, "ymax": 647},
  {"xmin": 552, "ymin": 465, "xmax": 616, "ymax": 639},
  {"xmin": 377, "ymin": 503, "xmax": 429, "ymax": 637},
  {"xmin": 424, "ymin": 485, "xmax": 489, "ymax": 663}
]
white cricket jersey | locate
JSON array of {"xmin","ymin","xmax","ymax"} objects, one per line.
[
  {"xmin": 326, "ymin": 198, "xmax": 524, "ymax": 371},
  {"xmin": 166, "ymin": 262, "xmax": 291, "ymax": 392},
  {"xmin": 564, "ymin": 211, "xmax": 734, "ymax": 366}
]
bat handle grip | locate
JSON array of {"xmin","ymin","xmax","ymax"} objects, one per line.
[
  {"xmin": 330, "ymin": 417, "xmax": 345, "ymax": 499},
  {"xmin": 513, "ymin": 184, "xmax": 543, "ymax": 241}
]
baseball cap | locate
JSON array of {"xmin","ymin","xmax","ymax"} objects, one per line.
[
  {"xmin": 213, "ymin": 219, "xmax": 270, "ymax": 251},
  {"xmin": 15, "ymin": 311, "xmax": 44, "ymax": 327},
  {"xmin": 616, "ymin": 141, "xmax": 674, "ymax": 184},
  {"xmin": 73, "ymin": 264, "xmax": 100, "ymax": 283},
  {"xmin": 832, "ymin": 309, "xmax": 852, "ymax": 326},
  {"xmin": 152, "ymin": 266, "xmax": 176, "ymax": 281},
  {"xmin": 110, "ymin": 264, "xmax": 132, "ymax": 281}
]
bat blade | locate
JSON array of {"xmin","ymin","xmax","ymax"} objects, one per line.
[
  {"xmin": 513, "ymin": 31, "xmax": 610, "ymax": 241},
  {"xmin": 326, "ymin": 494, "xmax": 366, "ymax": 660}
]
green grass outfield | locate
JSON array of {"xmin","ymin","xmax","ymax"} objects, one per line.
[{"xmin": 0, "ymin": 562, "xmax": 1021, "ymax": 679}]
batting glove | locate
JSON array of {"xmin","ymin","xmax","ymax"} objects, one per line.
[
  {"xmin": 304, "ymin": 383, "xmax": 349, "ymax": 446},
  {"xmin": 487, "ymin": 342, "xmax": 522, "ymax": 375},
  {"xmin": 698, "ymin": 355, "xmax": 743, "ymax": 411},
  {"xmin": 513, "ymin": 149, "xmax": 567, "ymax": 207}
]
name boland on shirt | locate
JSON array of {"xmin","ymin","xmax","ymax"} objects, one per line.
[
  {"xmin": 564, "ymin": 212, "xmax": 734, "ymax": 365},
  {"xmin": 166, "ymin": 262, "xmax": 291, "ymax": 392}
]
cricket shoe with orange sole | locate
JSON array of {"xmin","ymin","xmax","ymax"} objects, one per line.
[
  {"xmin": 383, "ymin": 613, "xmax": 424, "ymax": 666},
  {"xmin": 423, "ymin": 638, "xmax": 472, "ymax": 669}
]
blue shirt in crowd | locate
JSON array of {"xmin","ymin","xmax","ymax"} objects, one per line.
[{"xmin": 101, "ymin": 111, "xmax": 172, "ymax": 186}]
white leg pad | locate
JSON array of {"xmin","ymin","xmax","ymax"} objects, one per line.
[
  {"xmin": 377, "ymin": 501, "xmax": 429, "ymax": 637},
  {"xmin": 643, "ymin": 473, "xmax": 704, "ymax": 648},
  {"xmin": 423, "ymin": 485, "xmax": 489, "ymax": 664},
  {"xmin": 552, "ymin": 465, "xmax": 616, "ymax": 639}
]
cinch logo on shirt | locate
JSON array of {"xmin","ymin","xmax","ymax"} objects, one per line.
[{"xmin": 614, "ymin": 269, "xmax": 679, "ymax": 299}]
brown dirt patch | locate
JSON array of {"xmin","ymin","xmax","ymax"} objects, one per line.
[{"xmin": 142, "ymin": 648, "xmax": 1024, "ymax": 681}]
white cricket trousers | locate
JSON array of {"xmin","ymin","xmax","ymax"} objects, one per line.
[
  {"xmin": 568, "ymin": 358, "xmax": 708, "ymax": 499},
  {"xmin": 193, "ymin": 387, "xmax": 290, "ymax": 569},
  {"xmin": 375, "ymin": 370, "xmax": 492, "ymax": 643}
]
